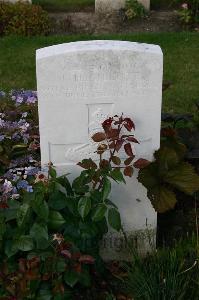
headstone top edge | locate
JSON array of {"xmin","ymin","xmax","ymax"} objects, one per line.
[{"xmin": 36, "ymin": 40, "xmax": 163, "ymax": 60}]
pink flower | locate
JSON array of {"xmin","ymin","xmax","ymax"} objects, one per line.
[{"xmin": 181, "ymin": 3, "xmax": 188, "ymax": 9}]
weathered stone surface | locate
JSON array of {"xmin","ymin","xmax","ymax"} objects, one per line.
[
  {"xmin": 95, "ymin": 0, "xmax": 150, "ymax": 14},
  {"xmin": 36, "ymin": 40, "xmax": 163, "ymax": 259}
]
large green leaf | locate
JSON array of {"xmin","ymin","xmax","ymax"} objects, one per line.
[
  {"xmin": 102, "ymin": 178, "xmax": 111, "ymax": 201},
  {"xmin": 30, "ymin": 222, "xmax": 49, "ymax": 250},
  {"xmin": 108, "ymin": 208, "xmax": 121, "ymax": 231},
  {"xmin": 164, "ymin": 162, "xmax": 199, "ymax": 195},
  {"xmin": 30, "ymin": 222, "xmax": 48, "ymax": 240},
  {"xmin": 92, "ymin": 204, "xmax": 107, "ymax": 222},
  {"xmin": 64, "ymin": 270, "xmax": 79, "ymax": 287},
  {"xmin": 109, "ymin": 168, "xmax": 126, "ymax": 183},
  {"xmin": 16, "ymin": 203, "xmax": 30, "ymax": 227},
  {"xmin": 31, "ymin": 193, "xmax": 49, "ymax": 221},
  {"xmin": 148, "ymin": 186, "xmax": 177, "ymax": 213},
  {"xmin": 15, "ymin": 235, "xmax": 34, "ymax": 251},
  {"xmin": 78, "ymin": 197, "xmax": 91, "ymax": 219},
  {"xmin": 154, "ymin": 146, "xmax": 179, "ymax": 174},
  {"xmin": 49, "ymin": 190, "xmax": 67, "ymax": 210},
  {"xmin": 138, "ymin": 164, "xmax": 159, "ymax": 190},
  {"xmin": 4, "ymin": 199, "xmax": 20, "ymax": 221},
  {"xmin": 48, "ymin": 210, "xmax": 65, "ymax": 230}
]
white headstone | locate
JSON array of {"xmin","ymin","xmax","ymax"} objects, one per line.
[
  {"xmin": 95, "ymin": 0, "xmax": 150, "ymax": 14},
  {"xmin": 36, "ymin": 40, "xmax": 163, "ymax": 260}
]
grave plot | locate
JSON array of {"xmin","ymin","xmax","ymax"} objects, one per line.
[{"xmin": 36, "ymin": 40, "xmax": 163, "ymax": 259}]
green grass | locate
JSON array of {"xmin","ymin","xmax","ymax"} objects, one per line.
[
  {"xmin": 0, "ymin": 33, "xmax": 199, "ymax": 113},
  {"xmin": 32, "ymin": 0, "xmax": 94, "ymax": 12}
]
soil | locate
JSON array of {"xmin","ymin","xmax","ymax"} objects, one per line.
[{"xmin": 50, "ymin": 10, "xmax": 182, "ymax": 35}]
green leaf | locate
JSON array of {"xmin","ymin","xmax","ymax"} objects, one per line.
[
  {"xmin": 154, "ymin": 147, "xmax": 179, "ymax": 175},
  {"xmin": 79, "ymin": 267, "xmax": 91, "ymax": 287},
  {"xmin": 48, "ymin": 210, "xmax": 65, "ymax": 230},
  {"xmin": 109, "ymin": 168, "xmax": 126, "ymax": 183},
  {"xmin": 148, "ymin": 186, "xmax": 177, "ymax": 213},
  {"xmin": 56, "ymin": 258, "xmax": 67, "ymax": 272},
  {"xmin": 5, "ymin": 240, "xmax": 18, "ymax": 257},
  {"xmin": 49, "ymin": 191, "xmax": 67, "ymax": 210},
  {"xmin": 31, "ymin": 193, "xmax": 49, "ymax": 221},
  {"xmin": 102, "ymin": 178, "xmax": 111, "ymax": 201},
  {"xmin": 92, "ymin": 204, "xmax": 107, "ymax": 222},
  {"xmin": 4, "ymin": 199, "xmax": 20, "ymax": 221},
  {"xmin": 164, "ymin": 162, "xmax": 199, "ymax": 195},
  {"xmin": 28, "ymin": 222, "xmax": 49, "ymax": 250},
  {"xmin": 16, "ymin": 203, "xmax": 30, "ymax": 227},
  {"xmin": 12, "ymin": 144, "xmax": 28, "ymax": 151},
  {"xmin": 64, "ymin": 270, "xmax": 79, "ymax": 287},
  {"xmin": 78, "ymin": 197, "xmax": 91, "ymax": 219},
  {"xmin": 0, "ymin": 221, "xmax": 6, "ymax": 240},
  {"xmin": 49, "ymin": 166, "xmax": 57, "ymax": 178},
  {"xmin": 57, "ymin": 176, "xmax": 73, "ymax": 196},
  {"xmin": 105, "ymin": 199, "xmax": 118, "ymax": 209},
  {"xmin": 15, "ymin": 235, "xmax": 34, "ymax": 251},
  {"xmin": 108, "ymin": 208, "xmax": 121, "ymax": 231},
  {"xmin": 30, "ymin": 222, "xmax": 48, "ymax": 240}
]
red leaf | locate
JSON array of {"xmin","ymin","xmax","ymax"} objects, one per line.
[
  {"xmin": 19, "ymin": 259, "xmax": 26, "ymax": 273},
  {"xmin": 102, "ymin": 117, "xmax": 113, "ymax": 131},
  {"xmin": 72, "ymin": 252, "xmax": 81, "ymax": 260},
  {"xmin": 133, "ymin": 158, "xmax": 151, "ymax": 169},
  {"xmin": 100, "ymin": 159, "xmax": 110, "ymax": 169},
  {"xmin": 124, "ymin": 166, "xmax": 134, "ymax": 177},
  {"xmin": 127, "ymin": 136, "xmax": 139, "ymax": 144},
  {"xmin": 91, "ymin": 132, "xmax": 106, "ymax": 142},
  {"xmin": 77, "ymin": 159, "xmax": 97, "ymax": 170},
  {"xmin": 109, "ymin": 141, "xmax": 115, "ymax": 149},
  {"xmin": 61, "ymin": 250, "xmax": 72, "ymax": 259},
  {"xmin": 124, "ymin": 156, "xmax": 135, "ymax": 166},
  {"xmin": 79, "ymin": 255, "xmax": 95, "ymax": 264},
  {"xmin": 0, "ymin": 202, "xmax": 9, "ymax": 209},
  {"xmin": 107, "ymin": 128, "xmax": 119, "ymax": 139},
  {"xmin": 73, "ymin": 263, "xmax": 82, "ymax": 273},
  {"xmin": 124, "ymin": 118, "xmax": 135, "ymax": 131},
  {"xmin": 161, "ymin": 128, "xmax": 176, "ymax": 137},
  {"xmin": 115, "ymin": 140, "xmax": 124, "ymax": 152},
  {"xmin": 124, "ymin": 143, "xmax": 133, "ymax": 156}
]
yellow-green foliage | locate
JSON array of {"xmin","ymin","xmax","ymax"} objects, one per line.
[{"xmin": 0, "ymin": 1, "xmax": 50, "ymax": 36}]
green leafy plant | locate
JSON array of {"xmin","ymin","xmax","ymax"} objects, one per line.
[
  {"xmin": 125, "ymin": 0, "xmax": 146, "ymax": 20},
  {"xmin": 138, "ymin": 129, "xmax": 199, "ymax": 213},
  {"xmin": 177, "ymin": 1, "xmax": 199, "ymax": 25},
  {"xmin": 0, "ymin": 1, "xmax": 50, "ymax": 36},
  {"xmin": 0, "ymin": 114, "xmax": 146, "ymax": 298}
]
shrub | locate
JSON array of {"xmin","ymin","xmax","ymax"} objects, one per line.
[
  {"xmin": 0, "ymin": 91, "xmax": 147, "ymax": 298},
  {"xmin": 0, "ymin": 1, "xmax": 50, "ymax": 36},
  {"xmin": 124, "ymin": 0, "xmax": 146, "ymax": 20},
  {"xmin": 177, "ymin": 1, "xmax": 199, "ymax": 25}
]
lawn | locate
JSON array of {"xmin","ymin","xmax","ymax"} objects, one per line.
[
  {"xmin": 32, "ymin": 0, "xmax": 176, "ymax": 12},
  {"xmin": 0, "ymin": 33, "xmax": 199, "ymax": 113},
  {"xmin": 32, "ymin": 0, "xmax": 94, "ymax": 12}
]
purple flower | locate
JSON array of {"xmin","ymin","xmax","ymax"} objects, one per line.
[
  {"xmin": 0, "ymin": 134, "xmax": 5, "ymax": 141},
  {"xmin": 27, "ymin": 96, "xmax": 37, "ymax": 104},
  {"xmin": 17, "ymin": 180, "xmax": 29, "ymax": 190},
  {"xmin": 0, "ymin": 91, "xmax": 6, "ymax": 98},
  {"xmin": 2, "ymin": 180, "xmax": 13, "ymax": 194},
  {"xmin": 26, "ymin": 185, "xmax": 33, "ymax": 193},
  {"xmin": 26, "ymin": 167, "xmax": 40, "ymax": 176}
]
